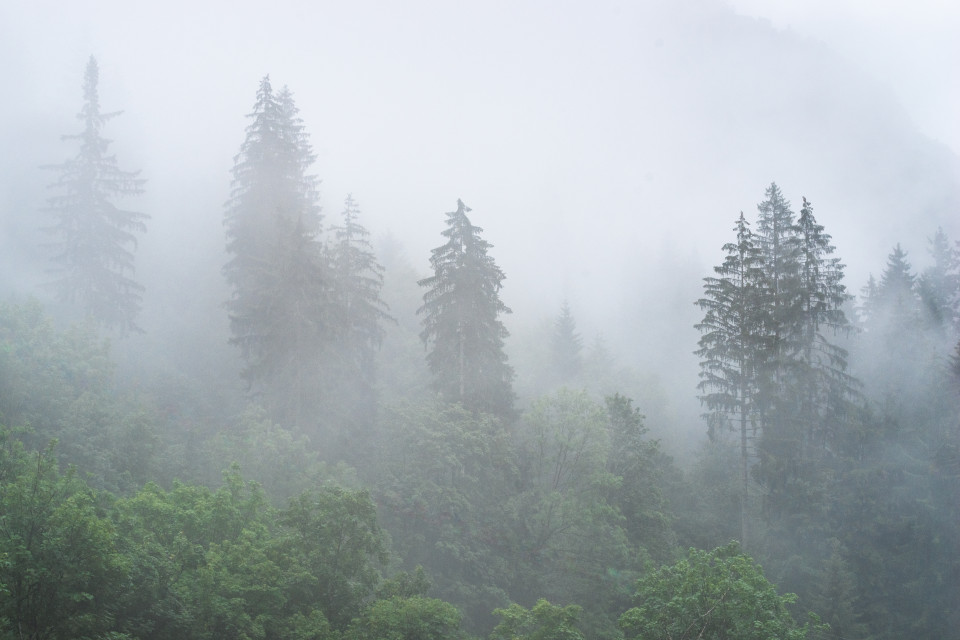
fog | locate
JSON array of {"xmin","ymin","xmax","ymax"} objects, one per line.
[
  {"xmin": 1, "ymin": 0, "xmax": 958, "ymax": 441},
  {"xmin": 2, "ymin": 3, "xmax": 960, "ymax": 637}
]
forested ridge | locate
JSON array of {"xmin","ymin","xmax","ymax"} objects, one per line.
[{"xmin": 1, "ymin": 59, "xmax": 959, "ymax": 640}]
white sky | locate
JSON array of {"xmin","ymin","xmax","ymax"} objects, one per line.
[{"xmin": 729, "ymin": 0, "xmax": 960, "ymax": 154}]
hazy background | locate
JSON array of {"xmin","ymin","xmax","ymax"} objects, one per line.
[{"xmin": 1, "ymin": 0, "xmax": 957, "ymax": 445}]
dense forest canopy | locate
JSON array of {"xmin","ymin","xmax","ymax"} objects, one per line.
[{"xmin": 1, "ymin": 2, "xmax": 959, "ymax": 639}]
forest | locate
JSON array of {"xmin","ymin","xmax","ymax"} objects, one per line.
[{"xmin": 1, "ymin": 41, "xmax": 959, "ymax": 640}]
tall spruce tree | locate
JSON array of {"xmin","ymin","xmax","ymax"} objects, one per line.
[
  {"xmin": 43, "ymin": 56, "xmax": 147, "ymax": 333},
  {"xmin": 695, "ymin": 212, "xmax": 768, "ymax": 544},
  {"xmin": 329, "ymin": 195, "xmax": 392, "ymax": 365},
  {"xmin": 746, "ymin": 188, "xmax": 858, "ymax": 527},
  {"xmin": 326, "ymin": 194, "xmax": 393, "ymax": 456},
  {"xmin": 918, "ymin": 227, "xmax": 959, "ymax": 336},
  {"xmin": 755, "ymin": 198, "xmax": 859, "ymax": 600},
  {"xmin": 753, "ymin": 183, "xmax": 801, "ymax": 377},
  {"xmin": 697, "ymin": 189, "xmax": 857, "ymax": 545},
  {"xmin": 418, "ymin": 199, "xmax": 514, "ymax": 416},
  {"xmin": 789, "ymin": 197, "xmax": 856, "ymax": 450},
  {"xmin": 223, "ymin": 77, "xmax": 327, "ymax": 428},
  {"xmin": 856, "ymin": 244, "xmax": 942, "ymax": 427}
]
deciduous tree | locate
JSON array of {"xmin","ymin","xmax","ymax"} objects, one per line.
[{"xmin": 619, "ymin": 542, "xmax": 823, "ymax": 640}]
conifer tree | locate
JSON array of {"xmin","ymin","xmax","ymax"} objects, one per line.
[
  {"xmin": 766, "ymin": 197, "xmax": 856, "ymax": 471},
  {"xmin": 753, "ymin": 182, "xmax": 801, "ymax": 375},
  {"xmin": 418, "ymin": 199, "xmax": 514, "ymax": 416},
  {"xmin": 918, "ymin": 227, "xmax": 959, "ymax": 335},
  {"xmin": 326, "ymin": 194, "xmax": 393, "ymax": 454},
  {"xmin": 697, "ymin": 190, "xmax": 858, "ymax": 543},
  {"xmin": 857, "ymin": 244, "xmax": 940, "ymax": 427},
  {"xmin": 223, "ymin": 77, "xmax": 327, "ymax": 427},
  {"xmin": 552, "ymin": 301, "xmax": 583, "ymax": 382},
  {"xmin": 861, "ymin": 245, "xmax": 923, "ymax": 374},
  {"xmin": 695, "ymin": 212, "xmax": 768, "ymax": 543},
  {"xmin": 43, "ymin": 56, "xmax": 147, "ymax": 333},
  {"xmin": 329, "ymin": 194, "xmax": 392, "ymax": 367}
]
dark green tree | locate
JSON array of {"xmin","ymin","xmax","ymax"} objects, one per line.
[
  {"xmin": 418, "ymin": 199, "xmax": 514, "ymax": 416},
  {"xmin": 42, "ymin": 56, "xmax": 147, "ymax": 333},
  {"xmin": 754, "ymin": 183, "xmax": 801, "ymax": 342},
  {"xmin": 791, "ymin": 196, "xmax": 855, "ymax": 440},
  {"xmin": 223, "ymin": 77, "xmax": 328, "ymax": 428},
  {"xmin": 695, "ymin": 212, "xmax": 768, "ymax": 544},
  {"xmin": 809, "ymin": 539, "xmax": 868, "ymax": 640},
  {"xmin": 0, "ymin": 434, "xmax": 127, "ymax": 640},
  {"xmin": 275, "ymin": 487, "xmax": 388, "ymax": 630},
  {"xmin": 604, "ymin": 394, "xmax": 673, "ymax": 560},
  {"xmin": 698, "ymin": 189, "xmax": 858, "ymax": 550},
  {"xmin": 757, "ymin": 197, "xmax": 857, "ymax": 529},
  {"xmin": 372, "ymin": 399, "xmax": 513, "ymax": 631}
]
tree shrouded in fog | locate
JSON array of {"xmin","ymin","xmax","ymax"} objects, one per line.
[
  {"xmin": 696, "ymin": 186, "xmax": 856, "ymax": 544},
  {"xmin": 917, "ymin": 227, "xmax": 960, "ymax": 335},
  {"xmin": 325, "ymin": 194, "xmax": 393, "ymax": 453},
  {"xmin": 418, "ymin": 199, "xmax": 514, "ymax": 416},
  {"xmin": 552, "ymin": 300, "xmax": 583, "ymax": 382},
  {"xmin": 784, "ymin": 197, "xmax": 856, "ymax": 444},
  {"xmin": 695, "ymin": 212, "xmax": 768, "ymax": 544},
  {"xmin": 42, "ymin": 56, "xmax": 147, "ymax": 333},
  {"xmin": 223, "ymin": 76, "xmax": 327, "ymax": 427},
  {"xmin": 329, "ymin": 194, "xmax": 392, "ymax": 376}
]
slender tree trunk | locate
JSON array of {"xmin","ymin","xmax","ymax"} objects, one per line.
[
  {"xmin": 458, "ymin": 320, "xmax": 465, "ymax": 401},
  {"xmin": 740, "ymin": 379, "xmax": 749, "ymax": 547}
]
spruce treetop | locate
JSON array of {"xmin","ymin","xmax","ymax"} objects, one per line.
[{"xmin": 43, "ymin": 55, "xmax": 147, "ymax": 334}]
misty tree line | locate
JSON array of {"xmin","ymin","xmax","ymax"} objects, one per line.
[
  {"xmin": 695, "ymin": 183, "xmax": 960, "ymax": 639},
  {"xmin": 2, "ymin": 57, "xmax": 959, "ymax": 640}
]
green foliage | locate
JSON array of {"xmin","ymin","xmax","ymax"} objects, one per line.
[
  {"xmin": 349, "ymin": 596, "xmax": 464, "ymax": 640},
  {"xmin": 376, "ymin": 566, "xmax": 432, "ymax": 600},
  {"xmin": 619, "ymin": 542, "xmax": 823, "ymax": 640},
  {"xmin": 109, "ymin": 469, "xmax": 390, "ymax": 639},
  {"xmin": 506, "ymin": 390, "xmax": 632, "ymax": 636},
  {"xmin": 374, "ymin": 399, "xmax": 513, "ymax": 629},
  {"xmin": 490, "ymin": 599, "xmax": 585, "ymax": 640},
  {"xmin": 0, "ymin": 432, "xmax": 127, "ymax": 640},
  {"xmin": 0, "ymin": 298, "xmax": 161, "ymax": 492},
  {"xmin": 669, "ymin": 440, "xmax": 742, "ymax": 551},
  {"xmin": 41, "ymin": 56, "xmax": 148, "ymax": 333},
  {"xmin": 604, "ymin": 394, "xmax": 674, "ymax": 560},
  {"xmin": 276, "ymin": 487, "xmax": 388, "ymax": 629},
  {"xmin": 202, "ymin": 405, "xmax": 357, "ymax": 503},
  {"xmin": 809, "ymin": 539, "xmax": 868, "ymax": 640}
]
